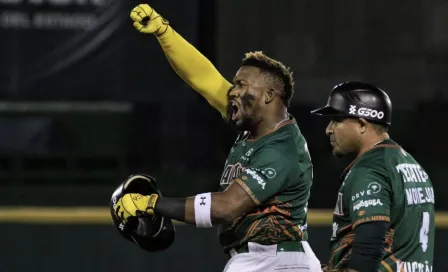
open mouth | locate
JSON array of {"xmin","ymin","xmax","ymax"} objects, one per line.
[{"xmin": 231, "ymin": 101, "xmax": 240, "ymax": 121}]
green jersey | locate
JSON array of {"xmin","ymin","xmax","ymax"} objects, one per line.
[
  {"xmin": 218, "ymin": 117, "xmax": 313, "ymax": 252},
  {"xmin": 328, "ymin": 139, "xmax": 435, "ymax": 272}
]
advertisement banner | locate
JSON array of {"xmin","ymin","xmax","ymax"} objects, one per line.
[{"xmin": 0, "ymin": 0, "xmax": 199, "ymax": 102}]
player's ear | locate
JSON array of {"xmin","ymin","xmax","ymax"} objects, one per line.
[
  {"xmin": 265, "ymin": 88, "xmax": 275, "ymax": 104},
  {"xmin": 357, "ymin": 118, "xmax": 368, "ymax": 134}
]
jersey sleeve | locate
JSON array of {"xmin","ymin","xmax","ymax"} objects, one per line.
[
  {"xmin": 345, "ymin": 168, "xmax": 392, "ymax": 229},
  {"xmin": 233, "ymin": 148, "xmax": 293, "ymax": 205}
]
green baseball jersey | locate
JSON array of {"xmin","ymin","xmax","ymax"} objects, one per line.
[
  {"xmin": 328, "ymin": 139, "xmax": 435, "ymax": 272},
  {"xmin": 218, "ymin": 117, "xmax": 313, "ymax": 252}
]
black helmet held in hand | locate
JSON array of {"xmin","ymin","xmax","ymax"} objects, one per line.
[{"xmin": 110, "ymin": 174, "xmax": 175, "ymax": 252}]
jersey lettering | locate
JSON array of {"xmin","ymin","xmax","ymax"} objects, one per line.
[
  {"xmin": 220, "ymin": 163, "xmax": 244, "ymax": 186},
  {"xmin": 396, "ymin": 163, "xmax": 429, "ymax": 183},
  {"xmin": 405, "ymin": 187, "xmax": 435, "ymax": 206},
  {"xmin": 397, "ymin": 163, "xmax": 435, "ymax": 206},
  {"xmin": 397, "ymin": 261, "xmax": 433, "ymax": 272},
  {"xmin": 353, "ymin": 198, "xmax": 383, "ymax": 211}
]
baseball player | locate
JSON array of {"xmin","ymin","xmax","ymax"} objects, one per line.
[
  {"xmin": 311, "ymin": 82, "xmax": 435, "ymax": 272},
  {"xmin": 113, "ymin": 3, "xmax": 322, "ymax": 272}
]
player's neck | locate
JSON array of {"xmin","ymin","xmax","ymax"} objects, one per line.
[
  {"xmin": 357, "ymin": 133, "xmax": 390, "ymax": 157},
  {"xmin": 249, "ymin": 111, "xmax": 289, "ymax": 139}
]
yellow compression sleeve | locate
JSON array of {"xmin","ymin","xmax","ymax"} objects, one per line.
[{"xmin": 156, "ymin": 27, "xmax": 232, "ymax": 118}]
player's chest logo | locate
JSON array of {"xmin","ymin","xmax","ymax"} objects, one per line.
[
  {"xmin": 333, "ymin": 174, "xmax": 349, "ymax": 216},
  {"xmin": 239, "ymin": 147, "xmax": 254, "ymax": 162},
  {"xmin": 220, "ymin": 163, "xmax": 244, "ymax": 186}
]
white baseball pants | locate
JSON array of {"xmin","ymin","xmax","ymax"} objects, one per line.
[{"xmin": 223, "ymin": 241, "xmax": 322, "ymax": 272}]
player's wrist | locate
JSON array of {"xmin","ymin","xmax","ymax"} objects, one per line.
[
  {"xmin": 154, "ymin": 17, "xmax": 170, "ymax": 37},
  {"xmin": 194, "ymin": 192, "xmax": 212, "ymax": 228}
]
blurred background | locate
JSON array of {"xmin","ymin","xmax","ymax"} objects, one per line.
[{"xmin": 0, "ymin": 0, "xmax": 447, "ymax": 271}]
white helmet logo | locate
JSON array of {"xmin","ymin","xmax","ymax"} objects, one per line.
[
  {"xmin": 357, "ymin": 107, "xmax": 384, "ymax": 119},
  {"xmin": 349, "ymin": 105, "xmax": 357, "ymax": 115}
]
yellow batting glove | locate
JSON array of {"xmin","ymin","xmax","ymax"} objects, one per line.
[
  {"xmin": 114, "ymin": 193, "xmax": 159, "ymax": 222},
  {"xmin": 130, "ymin": 4, "xmax": 170, "ymax": 35}
]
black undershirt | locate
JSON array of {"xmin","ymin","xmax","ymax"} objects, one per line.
[{"xmin": 348, "ymin": 221, "xmax": 389, "ymax": 272}]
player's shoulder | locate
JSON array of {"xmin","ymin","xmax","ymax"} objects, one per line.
[
  {"xmin": 256, "ymin": 119, "xmax": 304, "ymax": 153},
  {"xmin": 264, "ymin": 116, "xmax": 304, "ymax": 143},
  {"xmin": 347, "ymin": 139, "xmax": 403, "ymax": 186},
  {"xmin": 249, "ymin": 122, "xmax": 310, "ymax": 177},
  {"xmin": 355, "ymin": 139, "xmax": 401, "ymax": 167}
]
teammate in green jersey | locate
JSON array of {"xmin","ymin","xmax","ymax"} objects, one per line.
[
  {"xmin": 114, "ymin": 3, "xmax": 322, "ymax": 271},
  {"xmin": 311, "ymin": 82, "xmax": 435, "ymax": 272}
]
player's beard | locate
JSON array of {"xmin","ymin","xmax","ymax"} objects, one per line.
[
  {"xmin": 332, "ymin": 148, "xmax": 345, "ymax": 158},
  {"xmin": 227, "ymin": 93, "xmax": 258, "ymax": 132},
  {"xmin": 331, "ymin": 139, "xmax": 359, "ymax": 160}
]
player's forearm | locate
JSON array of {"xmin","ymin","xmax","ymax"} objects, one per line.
[
  {"xmin": 154, "ymin": 197, "xmax": 186, "ymax": 222},
  {"xmin": 156, "ymin": 28, "xmax": 231, "ymax": 116},
  {"xmin": 154, "ymin": 193, "xmax": 242, "ymax": 225},
  {"xmin": 348, "ymin": 221, "xmax": 388, "ymax": 272},
  {"xmin": 153, "ymin": 197, "xmax": 198, "ymax": 224}
]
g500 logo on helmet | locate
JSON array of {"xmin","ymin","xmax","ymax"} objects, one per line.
[{"xmin": 349, "ymin": 105, "xmax": 384, "ymax": 120}]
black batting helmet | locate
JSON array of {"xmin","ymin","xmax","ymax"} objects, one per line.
[
  {"xmin": 311, "ymin": 81, "xmax": 392, "ymax": 125},
  {"xmin": 110, "ymin": 174, "xmax": 175, "ymax": 252}
]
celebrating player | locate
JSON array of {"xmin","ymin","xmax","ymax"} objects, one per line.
[
  {"xmin": 113, "ymin": 3, "xmax": 322, "ymax": 272},
  {"xmin": 311, "ymin": 82, "xmax": 435, "ymax": 272}
]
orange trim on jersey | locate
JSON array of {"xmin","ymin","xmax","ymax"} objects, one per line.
[
  {"xmin": 381, "ymin": 261, "xmax": 393, "ymax": 272},
  {"xmin": 343, "ymin": 143, "xmax": 401, "ymax": 173},
  {"xmin": 245, "ymin": 219, "xmax": 262, "ymax": 239},
  {"xmin": 292, "ymin": 225, "xmax": 304, "ymax": 240},
  {"xmin": 340, "ymin": 233, "xmax": 355, "ymax": 244},
  {"xmin": 328, "ymin": 247, "xmax": 346, "ymax": 270},
  {"xmin": 330, "ymin": 238, "xmax": 354, "ymax": 258},
  {"xmin": 266, "ymin": 197, "xmax": 289, "ymax": 207},
  {"xmin": 331, "ymin": 241, "xmax": 351, "ymax": 255},
  {"xmin": 247, "ymin": 119, "xmax": 295, "ymax": 142},
  {"xmin": 329, "ymin": 227, "xmax": 399, "ymax": 272},
  {"xmin": 328, "ymin": 227, "xmax": 355, "ymax": 270},
  {"xmin": 338, "ymin": 224, "xmax": 353, "ymax": 233},
  {"xmin": 282, "ymin": 227, "xmax": 296, "ymax": 240},
  {"xmin": 381, "ymin": 229, "xmax": 402, "ymax": 272},
  {"xmin": 380, "ymin": 254, "xmax": 403, "ymax": 272},
  {"xmin": 246, "ymin": 205, "xmax": 291, "ymax": 218},
  {"xmin": 244, "ymin": 204, "xmax": 300, "ymax": 239},
  {"xmin": 271, "ymin": 216, "xmax": 297, "ymax": 240},
  {"xmin": 352, "ymin": 215, "xmax": 390, "ymax": 229},
  {"xmin": 234, "ymin": 178, "xmax": 260, "ymax": 205},
  {"xmin": 388, "ymin": 254, "xmax": 399, "ymax": 262},
  {"xmin": 284, "ymin": 218, "xmax": 305, "ymax": 239},
  {"xmin": 384, "ymin": 229, "xmax": 395, "ymax": 251}
]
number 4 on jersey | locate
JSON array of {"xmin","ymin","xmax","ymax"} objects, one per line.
[{"xmin": 420, "ymin": 212, "xmax": 430, "ymax": 252}]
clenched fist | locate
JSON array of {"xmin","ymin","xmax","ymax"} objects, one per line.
[
  {"xmin": 114, "ymin": 193, "xmax": 159, "ymax": 222},
  {"xmin": 130, "ymin": 4, "xmax": 170, "ymax": 35}
]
